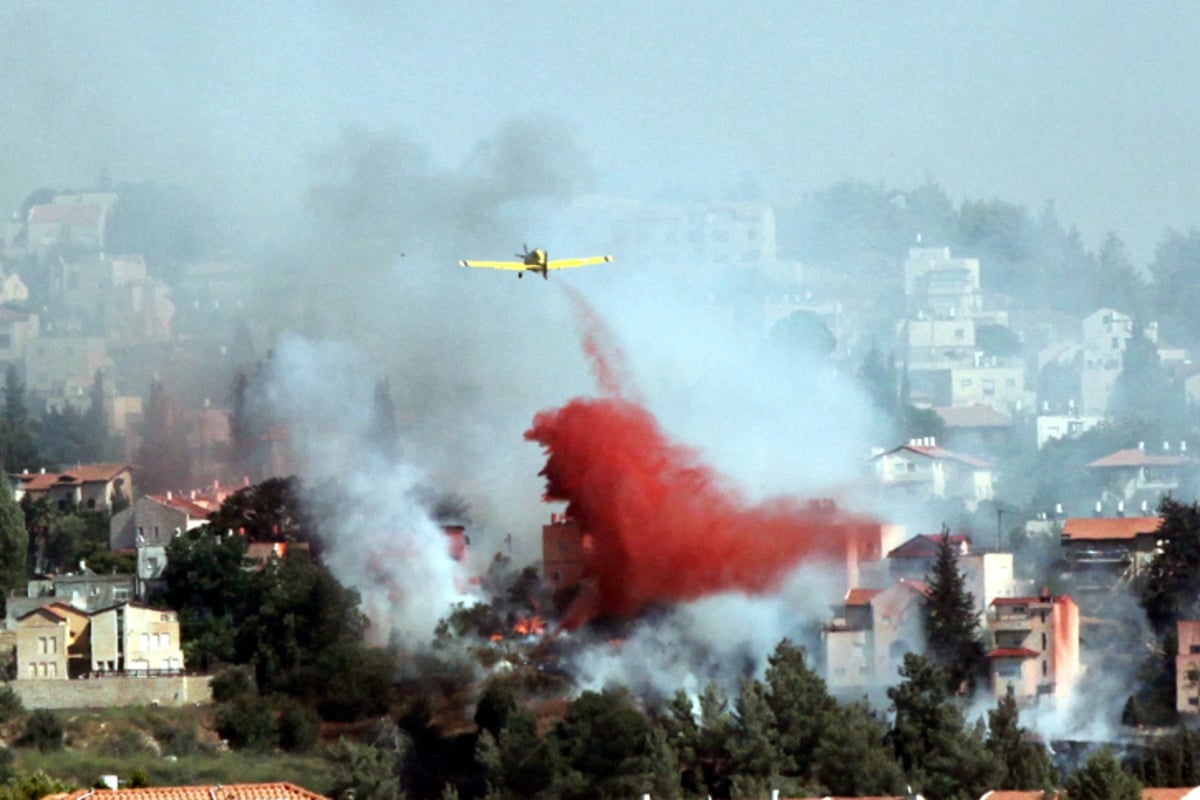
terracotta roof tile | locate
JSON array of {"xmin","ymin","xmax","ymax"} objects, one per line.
[
  {"xmin": 1142, "ymin": 788, "xmax": 1200, "ymax": 800},
  {"xmin": 1062, "ymin": 517, "xmax": 1162, "ymax": 541},
  {"xmin": 14, "ymin": 464, "xmax": 131, "ymax": 492},
  {"xmin": 52, "ymin": 783, "xmax": 330, "ymax": 800},
  {"xmin": 845, "ymin": 588, "xmax": 883, "ymax": 606},
  {"xmin": 1087, "ymin": 448, "xmax": 1192, "ymax": 468},
  {"xmin": 986, "ymin": 647, "xmax": 1041, "ymax": 658}
]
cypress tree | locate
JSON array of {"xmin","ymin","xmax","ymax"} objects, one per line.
[{"xmin": 924, "ymin": 527, "xmax": 984, "ymax": 694}]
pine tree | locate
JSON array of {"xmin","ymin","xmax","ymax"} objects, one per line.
[
  {"xmin": 887, "ymin": 653, "xmax": 1001, "ymax": 800},
  {"xmin": 727, "ymin": 677, "xmax": 782, "ymax": 799},
  {"xmin": 986, "ymin": 689, "xmax": 1054, "ymax": 790},
  {"xmin": 1141, "ymin": 498, "xmax": 1200, "ymax": 634},
  {"xmin": 1065, "ymin": 747, "xmax": 1141, "ymax": 800},
  {"xmin": 0, "ymin": 365, "xmax": 38, "ymax": 471},
  {"xmin": 0, "ymin": 477, "xmax": 28, "ymax": 610},
  {"xmin": 812, "ymin": 701, "xmax": 906, "ymax": 796},
  {"xmin": 82, "ymin": 369, "xmax": 111, "ymax": 462},
  {"xmin": 763, "ymin": 638, "xmax": 836, "ymax": 778},
  {"xmin": 924, "ymin": 527, "xmax": 984, "ymax": 694}
]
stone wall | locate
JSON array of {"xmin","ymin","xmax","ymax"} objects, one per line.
[{"xmin": 11, "ymin": 674, "xmax": 211, "ymax": 710}]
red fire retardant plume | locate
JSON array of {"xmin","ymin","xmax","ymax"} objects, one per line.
[{"xmin": 526, "ymin": 289, "xmax": 876, "ymax": 628}]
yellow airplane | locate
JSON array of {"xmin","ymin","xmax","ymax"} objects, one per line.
[{"xmin": 460, "ymin": 245, "xmax": 614, "ymax": 280}]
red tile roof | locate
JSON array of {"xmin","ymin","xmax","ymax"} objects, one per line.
[
  {"xmin": 14, "ymin": 463, "xmax": 131, "ymax": 492},
  {"xmin": 980, "ymin": 791, "xmax": 1057, "ymax": 800},
  {"xmin": 1142, "ymin": 789, "xmax": 1200, "ymax": 800},
  {"xmin": 1062, "ymin": 516, "xmax": 1162, "ymax": 541},
  {"xmin": 149, "ymin": 494, "xmax": 216, "ymax": 519},
  {"xmin": 1087, "ymin": 448, "xmax": 1191, "ymax": 468},
  {"xmin": 845, "ymin": 588, "xmax": 882, "ymax": 606},
  {"xmin": 986, "ymin": 647, "xmax": 1040, "ymax": 659},
  {"xmin": 48, "ymin": 784, "xmax": 330, "ymax": 800}
]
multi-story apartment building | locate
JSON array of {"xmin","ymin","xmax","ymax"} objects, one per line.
[{"xmin": 985, "ymin": 592, "xmax": 1080, "ymax": 707}]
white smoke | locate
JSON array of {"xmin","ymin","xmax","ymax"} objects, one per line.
[
  {"xmin": 266, "ymin": 333, "xmax": 476, "ymax": 647},
  {"xmin": 568, "ymin": 562, "xmax": 845, "ymax": 698}
]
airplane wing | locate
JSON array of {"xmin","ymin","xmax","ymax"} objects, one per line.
[
  {"xmin": 546, "ymin": 255, "xmax": 614, "ymax": 270},
  {"xmin": 459, "ymin": 260, "xmax": 526, "ymax": 271}
]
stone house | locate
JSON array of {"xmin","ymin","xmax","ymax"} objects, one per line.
[
  {"xmin": 15, "ymin": 601, "xmax": 184, "ymax": 679},
  {"xmin": 11, "ymin": 463, "xmax": 133, "ymax": 512}
]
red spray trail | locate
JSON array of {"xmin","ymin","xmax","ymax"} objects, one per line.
[{"xmin": 528, "ymin": 292, "xmax": 879, "ymax": 629}]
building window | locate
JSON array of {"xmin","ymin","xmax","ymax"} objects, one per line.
[
  {"xmin": 996, "ymin": 661, "xmax": 1021, "ymax": 679},
  {"xmin": 1042, "ymin": 660, "xmax": 1048, "ymax": 676},
  {"xmin": 1041, "ymin": 633, "xmax": 1047, "ymax": 650}
]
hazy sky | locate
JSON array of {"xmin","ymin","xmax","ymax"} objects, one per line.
[{"xmin": 3, "ymin": 1, "xmax": 1200, "ymax": 263}]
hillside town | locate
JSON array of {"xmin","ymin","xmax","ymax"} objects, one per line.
[{"xmin": 0, "ymin": 172, "xmax": 1196, "ymax": 800}]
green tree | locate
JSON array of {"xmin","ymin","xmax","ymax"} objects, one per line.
[
  {"xmin": 326, "ymin": 737, "xmax": 406, "ymax": 800},
  {"xmin": 160, "ymin": 528, "xmax": 253, "ymax": 670},
  {"xmin": 1109, "ymin": 327, "xmax": 1187, "ymax": 432},
  {"xmin": 0, "ymin": 366, "xmax": 38, "ymax": 472},
  {"xmin": 0, "ymin": 480, "xmax": 28, "ymax": 604},
  {"xmin": 1150, "ymin": 228, "xmax": 1200, "ymax": 348},
  {"xmin": 82, "ymin": 369, "xmax": 112, "ymax": 462},
  {"xmin": 475, "ymin": 680, "xmax": 518, "ymax": 738},
  {"xmin": 235, "ymin": 553, "xmax": 370, "ymax": 697},
  {"xmin": 279, "ymin": 703, "xmax": 323, "ymax": 753},
  {"xmin": 727, "ymin": 677, "xmax": 782, "ymax": 799},
  {"xmin": 552, "ymin": 688, "xmax": 680, "ymax": 800},
  {"xmin": 887, "ymin": 653, "xmax": 1001, "ymax": 800},
  {"xmin": 1092, "ymin": 234, "xmax": 1149, "ymax": 323},
  {"xmin": 207, "ymin": 476, "xmax": 316, "ymax": 543},
  {"xmin": 0, "ymin": 769, "xmax": 73, "ymax": 800},
  {"xmin": 653, "ymin": 690, "xmax": 703, "ymax": 796},
  {"xmin": 214, "ymin": 695, "xmax": 278, "ymax": 751},
  {"xmin": 19, "ymin": 709, "xmax": 64, "ymax": 751},
  {"xmin": 1140, "ymin": 498, "xmax": 1200, "ymax": 634},
  {"xmin": 41, "ymin": 514, "xmax": 85, "ymax": 575},
  {"xmin": 477, "ymin": 709, "xmax": 557, "ymax": 800},
  {"xmin": 763, "ymin": 638, "xmax": 836, "ymax": 780},
  {"xmin": 812, "ymin": 701, "xmax": 906, "ymax": 796},
  {"xmin": 923, "ymin": 529, "xmax": 983, "ymax": 694},
  {"xmin": 1065, "ymin": 747, "xmax": 1141, "ymax": 800},
  {"xmin": 0, "ymin": 685, "xmax": 22, "ymax": 722},
  {"xmin": 986, "ymin": 690, "xmax": 1054, "ymax": 790}
]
